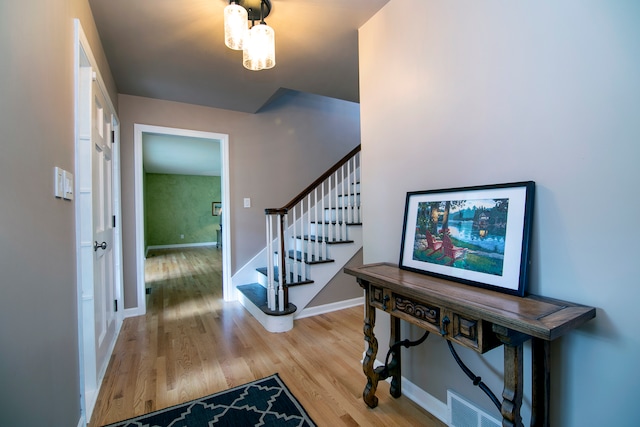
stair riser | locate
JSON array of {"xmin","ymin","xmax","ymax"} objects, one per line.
[
  {"xmin": 265, "ymin": 256, "xmax": 312, "ymax": 281},
  {"xmin": 237, "ymin": 291, "xmax": 294, "ymax": 333},
  {"xmin": 290, "ymin": 239, "xmax": 328, "ymax": 258},
  {"xmin": 334, "ymin": 194, "xmax": 361, "ymax": 207},
  {"xmin": 308, "ymin": 223, "xmax": 351, "ymax": 241},
  {"xmin": 323, "ymin": 207, "xmax": 361, "ymax": 223},
  {"xmin": 257, "ymin": 271, "xmax": 313, "ymax": 287}
]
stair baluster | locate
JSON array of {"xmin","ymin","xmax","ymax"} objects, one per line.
[
  {"xmin": 327, "ymin": 174, "xmax": 334, "ymax": 243},
  {"xmin": 313, "ymin": 188, "xmax": 319, "ymax": 261},
  {"xmin": 333, "ymin": 170, "xmax": 339, "ymax": 240},
  {"xmin": 265, "ymin": 214, "xmax": 275, "ymax": 311},
  {"xmin": 278, "ymin": 213, "xmax": 286, "ymax": 309},
  {"xmin": 353, "ymin": 157, "xmax": 362, "ymax": 224},
  {"xmin": 321, "ymin": 180, "xmax": 327, "ymax": 258},
  {"xmin": 341, "ymin": 166, "xmax": 347, "ymax": 240},
  {"xmin": 291, "ymin": 205, "xmax": 299, "ymax": 284},
  {"xmin": 307, "ymin": 193, "xmax": 313, "ymax": 269},
  {"xmin": 347, "ymin": 157, "xmax": 352, "ymax": 224}
]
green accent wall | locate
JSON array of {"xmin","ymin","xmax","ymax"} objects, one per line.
[{"xmin": 145, "ymin": 173, "xmax": 221, "ymax": 246}]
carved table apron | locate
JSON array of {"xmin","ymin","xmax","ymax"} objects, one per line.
[{"xmin": 344, "ymin": 263, "xmax": 595, "ymax": 427}]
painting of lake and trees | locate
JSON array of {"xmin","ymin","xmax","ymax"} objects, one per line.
[{"xmin": 413, "ymin": 198, "xmax": 509, "ymax": 276}]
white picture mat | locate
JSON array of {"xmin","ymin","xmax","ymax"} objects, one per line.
[{"xmin": 401, "ymin": 186, "xmax": 528, "ymax": 291}]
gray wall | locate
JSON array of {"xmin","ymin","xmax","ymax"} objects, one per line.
[
  {"xmin": 360, "ymin": 1, "xmax": 640, "ymax": 426},
  {"xmin": 119, "ymin": 92, "xmax": 360, "ymax": 308},
  {"xmin": 0, "ymin": 0, "xmax": 117, "ymax": 425},
  {"xmin": 307, "ymin": 249, "xmax": 363, "ymax": 308}
]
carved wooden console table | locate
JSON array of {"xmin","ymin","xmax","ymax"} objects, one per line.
[{"xmin": 344, "ymin": 263, "xmax": 596, "ymax": 427}]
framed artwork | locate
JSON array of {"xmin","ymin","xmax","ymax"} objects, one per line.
[
  {"xmin": 399, "ymin": 181, "xmax": 535, "ymax": 296},
  {"xmin": 212, "ymin": 202, "xmax": 222, "ymax": 216}
]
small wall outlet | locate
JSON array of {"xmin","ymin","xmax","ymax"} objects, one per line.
[{"xmin": 244, "ymin": 198, "xmax": 251, "ymax": 208}]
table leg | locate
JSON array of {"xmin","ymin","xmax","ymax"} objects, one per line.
[
  {"xmin": 389, "ymin": 315, "xmax": 402, "ymax": 398},
  {"xmin": 362, "ymin": 291, "xmax": 380, "ymax": 408},
  {"xmin": 501, "ymin": 342, "xmax": 524, "ymax": 427},
  {"xmin": 493, "ymin": 326, "xmax": 526, "ymax": 427},
  {"xmin": 531, "ymin": 338, "xmax": 550, "ymax": 427}
]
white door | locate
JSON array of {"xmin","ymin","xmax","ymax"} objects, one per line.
[
  {"xmin": 91, "ymin": 79, "xmax": 117, "ymax": 376},
  {"xmin": 76, "ymin": 21, "xmax": 123, "ymax": 422}
]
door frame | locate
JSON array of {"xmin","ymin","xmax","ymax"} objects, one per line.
[
  {"xmin": 74, "ymin": 20, "xmax": 124, "ymax": 425},
  {"xmin": 132, "ymin": 124, "xmax": 231, "ymax": 316}
]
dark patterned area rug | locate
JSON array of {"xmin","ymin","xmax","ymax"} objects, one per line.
[{"xmin": 103, "ymin": 373, "xmax": 316, "ymax": 427}]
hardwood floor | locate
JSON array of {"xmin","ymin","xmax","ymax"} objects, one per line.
[{"xmin": 89, "ymin": 246, "xmax": 445, "ymax": 427}]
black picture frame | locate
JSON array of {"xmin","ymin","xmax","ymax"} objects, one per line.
[{"xmin": 399, "ymin": 181, "xmax": 535, "ymax": 296}]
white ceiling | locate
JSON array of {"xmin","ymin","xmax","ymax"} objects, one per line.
[
  {"xmin": 88, "ymin": 0, "xmax": 390, "ymax": 113},
  {"xmin": 143, "ymin": 133, "xmax": 221, "ymax": 176}
]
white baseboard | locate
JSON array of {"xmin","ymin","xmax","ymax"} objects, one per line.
[
  {"xmin": 124, "ymin": 306, "xmax": 145, "ymax": 318},
  {"xmin": 296, "ymin": 296, "xmax": 364, "ymax": 319},
  {"xmin": 146, "ymin": 241, "xmax": 217, "ymax": 256},
  {"xmin": 84, "ymin": 387, "xmax": 98, "ymax": 425},
  {"xmin": 365, "ymin": 355, "xmax": 448, "ymax": 425},
  {"xmin": 402, "ymin": 376, "xmax": 449, "ymax": 424}
]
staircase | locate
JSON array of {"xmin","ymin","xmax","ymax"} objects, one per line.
[{"xmin": 235, "ymin": 146, "xmax": 361, "ymax": 332}]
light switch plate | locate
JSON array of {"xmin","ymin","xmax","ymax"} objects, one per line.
[
  {"xmin": 54, "ymin": 167, "xmax": 64, "ymax": 198},
  {"xmin": 243, "ymin": 198, "xmax": 251, "ymax": 208},
  {"xmin": 63, "ymin": 170, "xmax": 74, "ymax": 200}
]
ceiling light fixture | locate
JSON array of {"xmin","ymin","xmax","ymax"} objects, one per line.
[
  {"xmin": 223, "ymin": 0, "xmax": 275, "ymax": 71},
  {"xmin": 224, "ymin": 1, "xmax": 248, "ymax": 50}
]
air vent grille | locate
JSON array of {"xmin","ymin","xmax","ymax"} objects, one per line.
[{"xmin": 447, "ymin": 390, "xmax": 500, "ymax": 427}]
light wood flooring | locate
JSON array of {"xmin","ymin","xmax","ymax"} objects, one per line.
[{"xmin": 89, "ymin": 246, "xmax": 445, "ymax": 427}]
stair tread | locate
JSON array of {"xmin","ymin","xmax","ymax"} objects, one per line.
[
  {"xmin": 299, "ymin": 235, "xmax": 354, "ymax": 244},
  {"xmin": 287, "ymin": 250, "xmax": 334, "ymax": 264},
  {"xmin": 256, "ymin": 267, "xmax": 314, "ymax": 286},
  {"xmin": 324, "ymin": 205, "xmax": 360, "ymax": 209},
  {"xmin": 311, "ymin": 221, "xmax": 362, "ymax": 226},
  {"xmin": 237, "ymin": 283, "xmax": 297, "ymax": 315}
]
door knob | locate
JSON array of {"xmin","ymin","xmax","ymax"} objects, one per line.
[{"xmin": 94, "ymin": 241, "xmax": 107, "ymax": 251}]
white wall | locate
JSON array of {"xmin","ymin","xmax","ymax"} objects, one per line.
[{"xmin": 359, "ymin": 1, "xmax": 640, "ymax": 426}]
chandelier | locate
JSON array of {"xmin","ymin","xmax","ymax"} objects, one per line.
[{"xmin": 224, "ymin": 0, "xmax": 275, "ymax": 71}]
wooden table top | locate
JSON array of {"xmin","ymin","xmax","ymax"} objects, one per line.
[{"xmin": 345, "ymin": 263, "xmax": 596, "ymax": 341}]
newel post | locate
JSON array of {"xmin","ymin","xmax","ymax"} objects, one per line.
[{"xmin": 278, "ymin": 210, "xmax": 287, "ymax": 309}]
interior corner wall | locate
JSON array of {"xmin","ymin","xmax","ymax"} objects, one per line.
[
  {"xmin": 145, "ymin": 173, "xmax": 221, "ymax": 247},
  {"xmin": 0, "ymin": 1, "xmax": 117, "ymax": 425},
  {"xmin": 359, "ymin": 1, "xmax": 640, "ymax": 426},
  {"xmin": 118, "ymin": 92, "xmax": 360, "ymax": 309}
]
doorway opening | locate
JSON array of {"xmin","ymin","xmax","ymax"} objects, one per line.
[{"xmin": 133, "ymin": 125, "xmax": 231, "ymax": 316}]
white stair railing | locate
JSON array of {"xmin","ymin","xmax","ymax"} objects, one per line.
[{"xmin": 264, "ymin": 145, "xmax": 361, "ymax": 312}]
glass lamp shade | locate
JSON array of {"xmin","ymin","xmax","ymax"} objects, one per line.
[
  {"xmin": 242, "ymin": 23, "xmax": 275, "ymax": 70},
  {"xmin": 224, "ymin": 3, "xmax": 248, "ymax": 50}
]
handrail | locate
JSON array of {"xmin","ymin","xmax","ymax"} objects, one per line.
[{"xmin": 266, "ymin": 144, "xmax": 361, "ymax": 214}]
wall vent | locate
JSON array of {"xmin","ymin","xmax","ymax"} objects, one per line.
[{"xmin": 447, "ymin": 390, "xmax": 500, "ymax": 427}]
